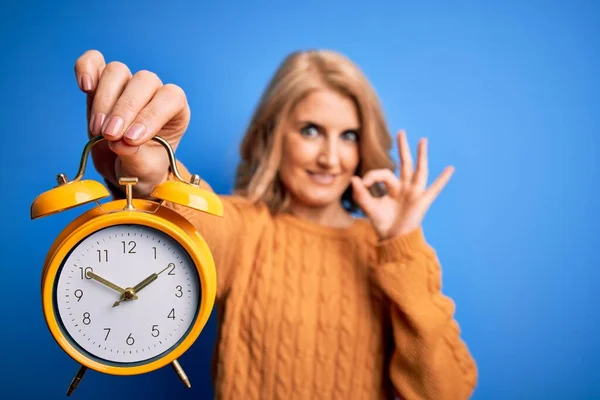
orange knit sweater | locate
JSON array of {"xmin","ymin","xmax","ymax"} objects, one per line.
[
  {"xmin": 100, "ymin": 159, "xmax": 476, "ymax": 399},
  {"xmin": 157, "ymin": 163, "xmax": 478, "ymax": 400}
]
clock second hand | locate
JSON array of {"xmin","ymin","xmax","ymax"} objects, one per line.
[{"xmin": 112, "ymin": 265, "xmax": 172, "ymax": 307}]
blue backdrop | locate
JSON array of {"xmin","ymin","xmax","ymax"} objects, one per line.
[{"xmin": 1, "ymin": 1, "xmax": 598, "ymax": 399}]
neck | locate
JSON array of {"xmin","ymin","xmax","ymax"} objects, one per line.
[{"xmin": 287, "ymin": 199, "xmax": 354, "ymax": 229}]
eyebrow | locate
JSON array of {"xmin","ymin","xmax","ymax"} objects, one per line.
[{"xmin": 296, "ymin": 120, "xmax": 360, "ymax": 133}]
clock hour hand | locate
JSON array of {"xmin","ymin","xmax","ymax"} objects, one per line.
[
  {"xmin": 112, "ymin": 265, "xmax": 171, "ymax": 307},
  {"xmin": 86, "ymin": 271, "xmax": 138, "ymax": 300}
]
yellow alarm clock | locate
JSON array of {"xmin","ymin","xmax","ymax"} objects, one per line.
[{"xmin": 30, "ymin": 135, "xmax": 222, "ymax": 396}]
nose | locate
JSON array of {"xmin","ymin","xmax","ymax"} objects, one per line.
[{"xmin": 317, "ymin": 136, "xmax": 340, "ymax": 168}]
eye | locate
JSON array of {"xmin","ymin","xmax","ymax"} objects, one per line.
[
  {"xmin": 300, "ymin": 124, "xmax": 320, "ymax": 138},
  {"xmin": 341, "ymin": 130, "xmax": 359, "ymax": 142}
]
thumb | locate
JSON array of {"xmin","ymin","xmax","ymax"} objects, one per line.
[{"xmin": 351, "ymin": 176, "xmax": 377, "ymax": 216}]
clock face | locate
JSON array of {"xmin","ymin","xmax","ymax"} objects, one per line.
[{"xmin": 54, "ymin": 224, "xmax": 201, "ymax": 365}]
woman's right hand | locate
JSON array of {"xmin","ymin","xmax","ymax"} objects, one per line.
[{"xmin": 74, "ymin": 50, "xmax": 190, "ymax": 198}]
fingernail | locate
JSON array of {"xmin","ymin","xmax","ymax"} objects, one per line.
[
  {"xmin": 89, "ymin": 114, "xmax": 95, "ymax": 135},
  {"xmin": 92, "ymin": 113, "xmax": 106, "ymax": 136},
  {"xmin": 103, "ymin": 116, "xmax": 124, "ymax": 137},
  {"xmin": 80, "ymin": 74, "xmax": 92, "ymax": 91},
  {"xmin": 124, "ymin": 123, "xmax": 146, "ymax": 141}
]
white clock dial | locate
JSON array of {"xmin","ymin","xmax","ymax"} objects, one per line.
[{"xmin": 54, "ymin": 224, "xmax": 201, "ymax": 364}]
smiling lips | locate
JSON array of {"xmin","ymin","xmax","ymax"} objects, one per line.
[{"xmin": 307, "ymin": 170, "xmax": 339, "ymax": 185}]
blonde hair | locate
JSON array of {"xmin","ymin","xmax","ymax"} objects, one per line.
[{"xmin": 234, "ymin": 50, "xmax": 395, "ymax": 214}]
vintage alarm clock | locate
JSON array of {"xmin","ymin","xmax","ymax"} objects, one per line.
[{"xmin": 30, "ymin": 135, "xmax": 222, "ymax": 396}]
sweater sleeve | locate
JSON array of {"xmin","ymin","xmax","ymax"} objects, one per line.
[{"xmin": 370, "ymin": 227, "xmax": 478, "ymax": 400}]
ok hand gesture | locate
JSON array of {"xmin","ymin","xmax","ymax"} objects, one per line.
[{"xmin": 351, "ymin": 131, "xmax": 455, "ymax": 240}]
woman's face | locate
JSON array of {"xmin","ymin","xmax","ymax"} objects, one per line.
[{"xmin": 279, "ymin": 87, "xmax": 360, "ymax": 210}]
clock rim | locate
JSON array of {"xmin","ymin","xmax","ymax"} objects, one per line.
[{"xmin": 41, "ymin": 199, "xmax": 217, "ymax": 376}]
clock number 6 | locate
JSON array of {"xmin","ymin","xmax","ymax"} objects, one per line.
[{"xmin": 126, "ymin": 333, "xmax": 135, "ymax": 346}]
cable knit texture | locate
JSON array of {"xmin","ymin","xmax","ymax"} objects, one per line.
[{"xmin": 131, "ymin": 162, "xmax": 478, "ymax": 399}]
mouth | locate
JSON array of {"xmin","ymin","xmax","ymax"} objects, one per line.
[{"xmin": 306, "ymin": 170, "xmax": 339, "ymax": 185}]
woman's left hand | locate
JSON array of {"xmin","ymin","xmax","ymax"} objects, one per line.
[{"xmin": 351, "ymin": 130, "xmax": 455, "ymax": 241}]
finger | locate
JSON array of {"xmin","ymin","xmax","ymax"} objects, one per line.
[
  {"xmin": 101, "ymin": 69, "xmax": 163, "ymax": 140},
  {"xmin": 74, "ymin": 50, "xmax": 106, "ymax": 136},
  {"xmin": 361, "ymin": 168, "xmax": 401, "ymax": 198},
  {"xmin": 74, "ymin": 49, "xmax": 106, "ymax": 93},
  {"xmin": 413, "ymin": 138, "xmax": 428, "ymax": 190},
  {"xmin": 398, "ymin": 130, "xmax": 413, "ymax": 182},
  {"xmin": 351, "ymin": 176, "xmax": 378, "ymax": 216},
  {"xmin": 423, "ymin": 166, "xmax": 455, "ymax": 205},
  {"xmin": 123, "ymin": 83, "xmax": 188, "ymax": 145},
  {"xmin": 109, "ymin": 83, "xmax": 188, "ymax": 157},
  {"xmin": 88, "ymin": 61, "xmax": 132, "ymax": 137}
]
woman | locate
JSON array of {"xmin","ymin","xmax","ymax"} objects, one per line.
[{"xmin": 75, "ymin": 49, "xmax": 478, "ymax": 399}]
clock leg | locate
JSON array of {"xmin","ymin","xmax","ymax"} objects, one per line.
[
  {"xmin": 171, "ymin": 359, "xmax": 191, "ymax": 388},
  {"xmin": 66, "ymin": 365, "xmax": 88, "ymax": 396}
]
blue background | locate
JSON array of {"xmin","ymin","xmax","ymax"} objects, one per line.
[{"xmin": 1, "ymin": 0, "xmax": 598, "ymax": 399}]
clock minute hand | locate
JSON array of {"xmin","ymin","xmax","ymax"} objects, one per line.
[
  {"xmin": 132, "ymin": 274, "xmax": 158, "ymax": 293},
  {"xmin": 112, "ymin": 265, "xmax": 171, "ymax": 307},
  {"xmin": 133, "ymin": 264, "xmax": 172, "ymax": 292}
]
